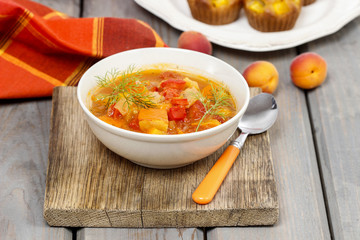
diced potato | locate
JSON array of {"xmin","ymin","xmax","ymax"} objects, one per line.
[
  {"xmin": 114, "ymin": 97, "xmax": 130, "ymax": 116},
  {"xmin": 148, "ymin": 91, "xmax": 164, "ymax": 104},
  {"xmin": 184, "ymin": 77, "xmax": 199, "ymax": 90},
  {"xmin": 139, "ymin": 120, "xmax": 168, "ymax": 134},
  {"xmin": 180, "ymin": 87, "xmax": 200, "ymax": 107},
  {"xmin": 138, "ymin": 108, "xmax": 168, "ymax": 134},
  {"xmin": 148, "ymin": 128, "xmax": 166, "ymax": 135}
]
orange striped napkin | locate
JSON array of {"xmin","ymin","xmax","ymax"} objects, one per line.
[{"xmin": 0, "ymin": 0, "xmax": 167, "ymax": 99}]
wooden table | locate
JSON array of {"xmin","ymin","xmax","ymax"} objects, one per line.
[{"xmin": 1, "ymin": 0, "xmax": 359, "ymax": 239}]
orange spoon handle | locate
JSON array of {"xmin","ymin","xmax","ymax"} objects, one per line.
[{"xmin": 192, "ymin": 145, "xmax": 240, "ymax": 205}]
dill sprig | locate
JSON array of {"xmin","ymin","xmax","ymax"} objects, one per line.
[
  {"xmin": 94, "ymin": 65, "xmax": 156, "ymax": 109},
  {"xmin": 195, "ymin": 83, "xmax": 233, "ymax": 132}
]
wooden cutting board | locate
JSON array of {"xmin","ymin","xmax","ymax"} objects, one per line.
[{"xmin": 43, "ymin": 87, "xmax": 278, "ymax": 228}]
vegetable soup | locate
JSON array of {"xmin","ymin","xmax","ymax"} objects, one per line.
[{"xmin": 89, "ymin": 66, "xmax": 237, "ymax": 134}]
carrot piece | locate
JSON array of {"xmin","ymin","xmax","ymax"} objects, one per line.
[
  {"xmin": 138, "ymin": 108, "xmax": 168, "ymax": 122},
  {"xmin": 201, "ymin": 85, "xmax": 213, "ymax": 99},
  {"xmin": 138, "ymin": 108, "xmax": 169, "ymax": 134}
]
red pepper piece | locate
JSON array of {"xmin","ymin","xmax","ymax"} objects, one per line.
[
  {"xmin": 171, "ymin": 98, "xmax": 188, "ymax": 106},
  {"xmin": 129, "ymin": 117, "xmax": 140, "ymax": 131},
  {"xmin": 160, "ymin": 79, "xmax": 186, "ymax": 90},
  {"xmin": 187, "ymin": 100, "xmax": 206, "ymax": 121},
  {"xmin": 168, "ymin": 106, "xmax": 187, "ymax": 121}
]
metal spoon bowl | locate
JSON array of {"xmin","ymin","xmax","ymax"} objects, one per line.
[
  {"xmin": 232, "ymin": 93, "xmax": 278, "ymax": 149},
  {"xmin": 192, "ymin": 93, "xmax": 278, "ymax": 205}
]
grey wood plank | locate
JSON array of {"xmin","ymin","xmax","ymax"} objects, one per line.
[
  {"xmin": 0, "ymin": 99, "xmax": 72, "ymax": 240},
  {"xmin": 34, "ymin": 0, "xmax": 81, "ymax": 16},
  {"xmin": 77, "ymin": 228, "xmax": 204, "ymax": 240},
  {"xmin": 0, "ymin": 0, "xmax": 79, "ymax": 239},
  {"xmin": 82, "ymin": 0, "xmax": 178, "ymax": 45},
  {"xmin": 306, "ymin": 17, "xmax": 360, "ymax": 240},
  {"xmin": 207, "ymin": 49, "xmax": 331, "ymax": 239}
]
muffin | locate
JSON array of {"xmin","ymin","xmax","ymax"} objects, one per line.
[
  {"xmin": 302, "ymin": 0, "xmax": 315, "ymax": 6},
  {"xmin": 244, "ymin": 0, "xmax": 302, "ymax": 32},
  {"xmin": 187, "ymin": 0, "xmax": 243, "ymax": 25}
]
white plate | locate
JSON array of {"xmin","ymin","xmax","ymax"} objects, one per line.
[{"xmin": 135, "ymin": 0, "xmax": 360, "ymax": 52}]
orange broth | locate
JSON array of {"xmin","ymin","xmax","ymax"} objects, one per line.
[{"xmin": 89, "ymin": 69, "xmax": 237, "ymax": 134}]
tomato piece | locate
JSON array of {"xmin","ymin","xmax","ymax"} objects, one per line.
[
  {"xmin": 160, "ymin": 79, "xmax": 186, "ymax": 90},
  {"xmin": 171, "ymin": 98, "xmax": 188, "ymax": 106},
  {"xmin": 113, "ymin": 109, "xmax": 122, "ymax": 119},
  {"xmin": 107, "ymin": 104, "xmax": 122, "ymax": 119},
  {"xmin": 187, "ymin": 100, "xmax": 206, "ymax": 121},
  {"xmin": 129, "ymin": 117, "xmax": 140, "ymax": 131},
  {"xmin": 168, "ymin": 106, "xmax": 187, "ymax": 121},
  {"xmin": 161, "ymin": 88, "xmax": 181, "ymax": 100}
]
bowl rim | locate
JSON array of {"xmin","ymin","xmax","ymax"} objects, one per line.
[{"xmin": 77, "ymin": 47, "xmax": 250, "ymax": 143}]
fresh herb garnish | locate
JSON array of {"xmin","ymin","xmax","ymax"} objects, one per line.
[
  {"xmin": 94, "ymin": 65, "xmax": 156, "ymax": 109},
  {"xmin": 195, "ymin": 83, "xmax": 233, "ymax": 132}
]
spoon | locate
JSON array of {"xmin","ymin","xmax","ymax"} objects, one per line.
[{"xmin": 192, "ymin": 93, "xmax": 278, "ymax": 205}]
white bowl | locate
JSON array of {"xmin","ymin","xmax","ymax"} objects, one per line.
[{"xmin": 77, "ymin": 48, "xmax": 249, "ymax": 169}]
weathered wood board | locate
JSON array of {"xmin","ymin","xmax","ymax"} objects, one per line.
[{"xmin": 43, "ymin": 86, "xmax": 278, "ymax": 228}]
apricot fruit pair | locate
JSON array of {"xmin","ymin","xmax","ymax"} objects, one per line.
[{"xmin": 243, "ymin": 52, "xmax": 327, "ymax": 93}]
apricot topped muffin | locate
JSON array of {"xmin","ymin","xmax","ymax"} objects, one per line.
[
  {"xmin": 187, "ymin": 0, "xmax": 243, "ymax": 25},
  {"xmin": 244, "ymin": 0, "xmax": 302, "ymax": 32}
]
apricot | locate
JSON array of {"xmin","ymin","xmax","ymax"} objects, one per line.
[
  {"xmin": 290, "ymin": 52, "xmax": 327, "ymax": 89},
  {"xmin": 178, "ymin": 31, "xmax": 212, "ymax": 55},
  {"xmin": 242, "ymin": 61, "xmax": 279, "ymax": 94}
]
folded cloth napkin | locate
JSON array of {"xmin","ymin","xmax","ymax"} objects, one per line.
[{"xmin": 0, "ymin": 0, "xmax": 167, "ymax": 99}]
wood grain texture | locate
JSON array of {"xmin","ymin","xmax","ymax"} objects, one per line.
[
  {"xmin": 306, "ymin": 17, "xmax": 360, "ymax": 240},
  {"xmin": 0, "ymin": 99, "xmax": 72, "ymax": 240},
  {"xmin": 34, "ymin": 0, "xmax": 80, "ymax": 16},
  {"xmin": 43, "ymin": 87, "xmax": 278, "ymax": 228},
  {"xmin": 82, "ymin": 0, "xmax": 180, "ymax": 47},
  {"xmin": 77, "ymin": 228, "xmax": 204, "ymax": 240},
  {"xmin": 207, "ymin": 49, "xmax": 331, "ymax": 239},
  {"xmin": 0, "ymin": 0, "xmax": 79, "ymax": 239}
]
